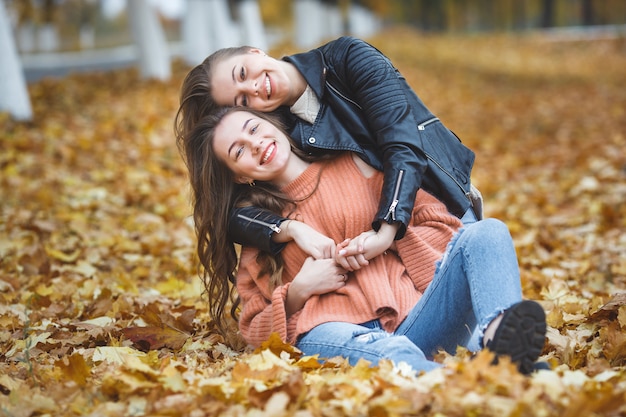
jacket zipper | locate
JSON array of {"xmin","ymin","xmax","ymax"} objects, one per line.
[
  {"xmin": 237, "ymin": 214, "xmax": 282, "ymax": 234},
  {"xmin": 385, "ymin": 170, "xmax": 404, "ymax": 222},
  {"xmin": 325, "ymin": 81, "xmax": 362, "ymax": 110},
  {"xmin": 424, "ymin": 153, "xmax": 472, "ymax": 204},
  {"xmin": 418, "ymin": 117, "xmax": 440, "ymax": 130},
  {"xmin": 418, "ymin": 117, "xmax": 471, "ymax": 204}
]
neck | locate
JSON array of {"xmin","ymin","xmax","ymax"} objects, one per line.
[
  {"xmin": 274, "ymin": 154, "xmax": 310, "ymax": 188},
  {"xmin": 282, "ymin": 62, "xmax": 307, "ymax": 106}
]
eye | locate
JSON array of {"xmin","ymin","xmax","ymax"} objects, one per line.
[
  {"xmin": 250, "ymin": 124, "xmax": 258, "ymax": 134},
  {"xmin": 239, "ymin": 67, "xmax": 245, "ymax": 80},
  {"xmin": 241, "ymin": 96, "xmax": 248, "ymax": 107},
  {"xmin": 235, "ymin": 145, "xmax": 244, "ymax": 160}
]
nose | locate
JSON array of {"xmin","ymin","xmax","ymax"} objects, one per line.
[
  {"xmin": 250, "ymin": 139, "xmax": 263, "ymax": 154},
  {"xmin": 246, "ymin": 79, "xmax": 258, "ymax": 95}
]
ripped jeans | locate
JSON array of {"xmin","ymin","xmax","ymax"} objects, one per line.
[{"xmin": 295, "ymin": 218, "xmax": 523, "ymax": 374}]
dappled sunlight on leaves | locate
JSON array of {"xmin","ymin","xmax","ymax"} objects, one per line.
[{"xmin": 1, "ymin": 29, "xmax": 625, "ymax": 415}]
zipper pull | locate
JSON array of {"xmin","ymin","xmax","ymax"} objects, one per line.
[
  {"xmin": 386, "ymin": 200, "xmax": 398, "ymax": 221},
  {"xmin": 385, "ymin": 170, "xmax": 404, "ymax": 222},
  {"xmin": 418, "ymin": 117, "xmax": 440, "ymax": 131},
  {"xmin": 237, "ymin": 213, "xmax": 282, "ymax": 234}
]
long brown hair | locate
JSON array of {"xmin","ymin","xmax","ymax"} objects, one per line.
[
  {"xmin": 174, "ymin": 46, "xmax": 253, "ymax": 153},
  {"xmin": 178, "ymin": 107, "xmax": 316, "ymax": 336}
]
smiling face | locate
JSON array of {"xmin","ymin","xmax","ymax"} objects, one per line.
[
  {"xmin": 212, "ymin": 110, "xmax": 293, "ymax": 185},
  {"xmin": 210, "ymin": 49, "xmax": 295, "ymax": 112}
]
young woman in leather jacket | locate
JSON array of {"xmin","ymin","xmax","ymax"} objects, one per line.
[{"xmin": 175, "ymin": 36, "xmax": 481, "ymax": 272}]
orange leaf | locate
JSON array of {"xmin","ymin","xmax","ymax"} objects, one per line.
[
  {"xmin": 55, "ymin": 353, "xmax": 91, "ymax": 388},
  {"xmin": 121, "ymin": 325, "xmax": 189, "ymax": 351}
]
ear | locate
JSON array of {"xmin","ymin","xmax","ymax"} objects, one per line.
[
  {"xmin": 236, "ymin": 176, "xmax": 251, "ymax": 184},
  {"xmin": 248, "ymin": 48, "xmax": 266, "ymax": 56}
]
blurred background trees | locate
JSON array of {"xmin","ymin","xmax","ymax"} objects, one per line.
[
  {"xmin": 1, "ymin": 0, "xmax": 625, "ymax": 121},
  {"xmin": 6, "ymin": 0, "xmax": 625, "ymax": 54},
  {"xmin": 365, "ymin": 0, "xmax": 624, "ymax": 31}
]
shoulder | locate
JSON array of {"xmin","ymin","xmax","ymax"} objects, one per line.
[
  {"xmin": 320, "ymin": 37, "xmax": 390, "ymax": 73},
  {"xmin": 321, "ymin": 36, "xmax": 376, "ymax": 55},
  {"xmin": 328, "ymin": 36, "xmax": 360, "ymax": 46}
]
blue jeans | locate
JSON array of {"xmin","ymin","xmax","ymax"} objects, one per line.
[
  {"xmin": 296, "ymin": 218, "xmax": 523, "ymax": 373},
  {"xmin": 461, "ymin": 206, "xmax": 478, "ymax": 225}
]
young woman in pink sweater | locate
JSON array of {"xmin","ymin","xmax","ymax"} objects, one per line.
[{"xmin": 179, "ymin": 107, "xmax": 547, "ymax": 375}]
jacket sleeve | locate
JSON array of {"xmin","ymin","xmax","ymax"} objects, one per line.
[
  {"xmin": 229, "ymin": 206, "xmax": 288, "ymax": 255},
  {"xmin": 394, "ymin": 191, "xmax": 462, "ymax": 292},
  {"xmin": 236, "ymin": 247, "xmax": 300, "ymax": 347},
  {"xmin": 326, "ymin": 37, "xmax": 433, "ymax": 239}
]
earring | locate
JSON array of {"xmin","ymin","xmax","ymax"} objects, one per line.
[{"xmin": 248, "ymin": 180, "xmax": 256, "ymax": 187}]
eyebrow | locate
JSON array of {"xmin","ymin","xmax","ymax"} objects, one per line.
[{"xmin": 227, "ymin": 118, "xmax": 253, "ymax": 157}]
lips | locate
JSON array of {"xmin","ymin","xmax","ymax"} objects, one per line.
[{"xmin": 261, "ymin": 142, "xmax": 275, "ymax": 165}]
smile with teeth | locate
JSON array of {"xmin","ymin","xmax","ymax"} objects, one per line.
[
  {"xmin": 261, "ymin": 142, "xmax": 275, "ymax": 164},
  {"xmin": 265, "ymin": 75, "xmax": 271, "ymax": 98}
]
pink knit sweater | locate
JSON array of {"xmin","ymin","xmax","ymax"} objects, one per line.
[{"xmin": 237, "ymin": 153, "xmax": 462, "ymax": 347}]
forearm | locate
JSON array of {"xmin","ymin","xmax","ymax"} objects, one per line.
[
  {"xmin": 376, "ymin": 222, "xmax": 399, "ymax": 252},
  {"xmin": 333, "ymin": 38, "xmax": 431, "ymax": 238},
  {"xmin": 271, "ymin": 219, "xmax": 295, "ymax": 243},
  {"xmin": 273, "ymin": 220, "xmax": 337, "ymax": 260},
  {"xmin": 285, "ymin": 281, "xmax": 308, "ymax": 317},
  {"xmin": 229, "ymin": 206, "xmax": 288, "ymax": 255}
]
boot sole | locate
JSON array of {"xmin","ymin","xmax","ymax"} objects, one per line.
[{"xmin": 489, "ymin": 300, "xmax": 547, "ymax": 374}]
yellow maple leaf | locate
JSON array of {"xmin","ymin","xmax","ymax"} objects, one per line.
[{"xmin": 55, "ymin": 353, "xmax": 91, "ymax": 388}]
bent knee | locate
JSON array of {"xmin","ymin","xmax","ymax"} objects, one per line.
[
  {"xmin": 466, "ymin": 218, "xmax": 512, "ymax": 245},
  {"xmin": 354, "ymin": 331, "xmax": 425, "ymax": 357}
]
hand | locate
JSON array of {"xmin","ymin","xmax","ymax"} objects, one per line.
[
  {"xmin": 283, "ymin": 220, "xmax": 336, "ymax": 259},
  {"xmin": 335, "ymin": 236, "xmax": 371, "ymax": 271},
  {"xmin": 335, "ymin": 223, "xmax": 398, "ymax": 271},
  {"xmin": 286, "ymin": 257, "xmax": 348, "ymax": 316}
]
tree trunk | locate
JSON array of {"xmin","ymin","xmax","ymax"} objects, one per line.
[
  {"xmin": 237, "ymin": 0, "xmax": 267, "ymax": 50},
  {"xmin": 208, "ymin": 0, "xmax": 240, "ymax": 49},
  {"xmin": 321, "ymin": 0, "xmax": 343, "ymax": 40},
  {"xmin": 541, "ymin": 0, "xmax": 555, "ymax": 28},
  {"xmin": 182, "ymin": 0, "xmax": 214, "ymax": 65},
  {"xmin": 347, "ymin": 2, "xmax": 380, "ymax": 39},
  {"xmin": 128, "ymin": 0, "xmax": 171, "ymax": 81},
  {"xmin": 0, "ymin": 0, "xmax": 33, "ymax": 121},
  {"xmin": 581, "ymin": 0, "xmax": 594, "ymax": 26},
  {"xmin": 512, "ymin": 0, "xmax": 527, "ymax": 30},
  {"xmin": 294, "ymin": 0, "xmax": 324, "ymax": 48}
]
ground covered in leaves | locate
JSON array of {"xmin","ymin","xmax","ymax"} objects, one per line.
[{"xmin": 1, "ymin": 28, "xmax": 625, "ymax": 416}]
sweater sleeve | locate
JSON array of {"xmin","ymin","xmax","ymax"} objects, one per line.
[
  {"xmin": 236, "ymin": 247, "xmax": 300, "ymax": 347},
  {"xmin": 394, "ymin": 191, "xmax": 462, "ymax": 292}
]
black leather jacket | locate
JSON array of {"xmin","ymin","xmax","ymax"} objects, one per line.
[{"xmin": 229, "ymin": 37, "xmax": 475, "ymax": 254}]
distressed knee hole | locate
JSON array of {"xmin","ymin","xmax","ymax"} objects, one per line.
[{"xmin": 353, "ymin": 330, "xmax": 389, "ymax": 344}]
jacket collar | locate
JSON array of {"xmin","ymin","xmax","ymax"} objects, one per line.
[{"xmin": 282, "ymin": 49, "xmax": 327, "ymax": 100}]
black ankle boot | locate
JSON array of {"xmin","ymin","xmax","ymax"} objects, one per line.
[{"xmin": 486, "ymin": 300, "xmax": 547, "ymax": 375}]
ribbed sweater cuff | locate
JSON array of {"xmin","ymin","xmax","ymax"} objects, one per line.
[{"xmin": 275, "ymin": 283, "xmax": 300, "ymax": 344}]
